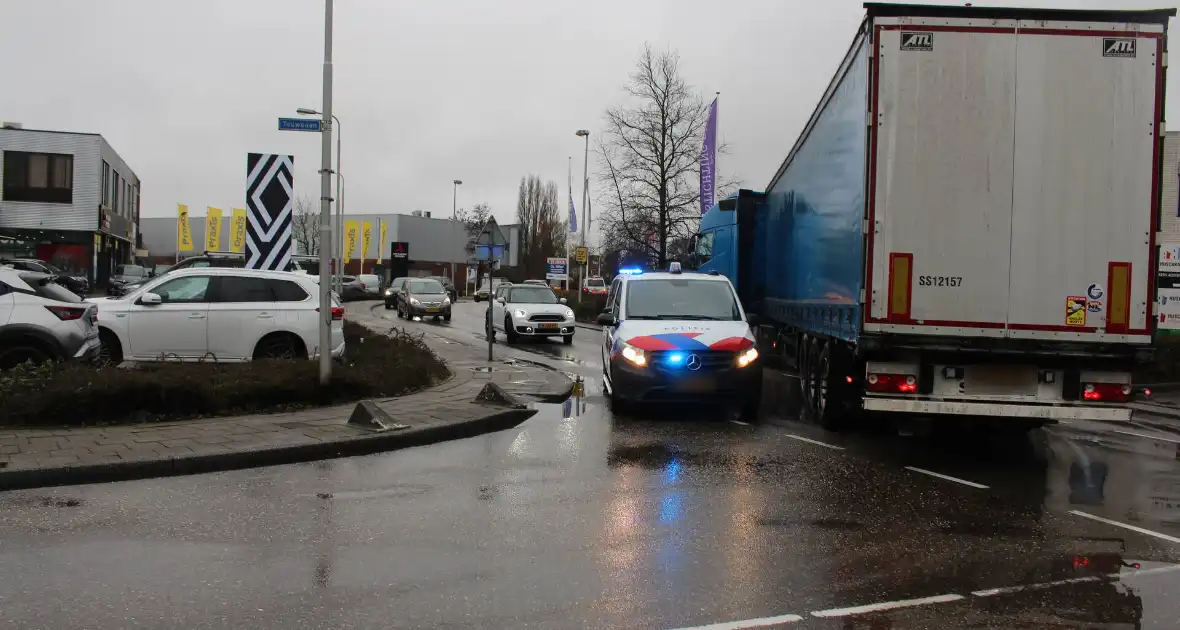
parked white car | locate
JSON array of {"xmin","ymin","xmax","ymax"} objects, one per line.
[
  {"xmin": 0, "ymin": 268, "xmax": 100, "ymax": 369},
  {"xmin": 487, "ymin": 283, "xmax": 575, "ymax": 345},
  {"xmin": 88, "ymin": 268, "xmax": 346, "ymax": 363}
]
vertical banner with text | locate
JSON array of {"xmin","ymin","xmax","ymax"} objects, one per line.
[
  {"xmin": 230, "ymin": 208, "xmax": 248, "ymax": 253},
  {"xmin": 344, "ymin": 220, "xmax": 359, "ymax": 265},
  {"xmin": 205, "ymin": 207, "xmax": 223, "ymax": 251},
  {"xmin": 177, "ymin": 204, "xmax": 194, "ymax": 251},
  {"xmin": 699, "ymin": 96, "xmax": 718, "ymax": 215},
  {"xmin": 361, "ymin": 222, "xmax": 373, "ymax": 273},
  {"xmin": 379, "ymin": 221, "xmax": 388, "ymax": 262}
]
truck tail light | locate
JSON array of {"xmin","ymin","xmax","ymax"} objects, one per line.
[
  {"xmin": 867, "ymin": 373, "xmax": 917, "ymax": 393},
  {"xmin": 1082, "ymin": 382, "xmax": 1131, "ymax": 402},
  {"xmin": 44, "ymin": 305, "xmax": 86, "ymax": 321}
]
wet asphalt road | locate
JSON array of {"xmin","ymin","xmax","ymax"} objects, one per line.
[{"xmin": 3, "ymin": 301, "xmax": 1180, "ymax": 629}]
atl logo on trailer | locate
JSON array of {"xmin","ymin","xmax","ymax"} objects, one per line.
[
  {"xmin": 900, "ymin": 32, "xmax": 933, "ymax": 51},
  {"xmin": 1103, "ymin": 38, "xmax": 1136, "ymax": 58}
]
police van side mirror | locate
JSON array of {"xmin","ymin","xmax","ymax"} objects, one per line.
[{"xmin": 596, "ymin": 312, "xmax": 617, "ymax": 327}]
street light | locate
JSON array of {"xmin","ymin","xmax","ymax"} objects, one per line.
[
  {"xmin": 575, "ymin": 129, "xmax": 590, "ymax": 303},
  {"xmin": 298, "ymin": 107, "xmax": 342, "ymax": 295},
  {"xmin": 452, "ymin": 179, "xmax": 462, "ymax": 291},
  {"xmin": 315, "ymin": 0, "xmax": 335, "ymax": 385}
]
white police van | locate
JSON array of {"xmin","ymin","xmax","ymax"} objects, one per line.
[{"xmin": 597, "ymin": 262, "xmax": 762, "ymax": 418}]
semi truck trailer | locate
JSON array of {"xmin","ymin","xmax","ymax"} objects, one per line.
[{"xmin": 696, "ymin": 2, "xmax": 1174, "ymax": 429}]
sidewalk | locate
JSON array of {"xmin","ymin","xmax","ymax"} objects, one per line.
[{"xmin": 0, "ymin": 313, "xmax": 573, "ymax": 491}]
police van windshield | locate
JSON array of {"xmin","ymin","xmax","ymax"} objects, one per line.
[{"xmin": 625, "ymin": 279, "xmax": 741, "ymax": 321}]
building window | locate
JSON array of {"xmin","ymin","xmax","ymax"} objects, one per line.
[
  {"xmin": 101, "ymin": 161, "xmax": 110, "ymax": 207},
  {"xmin": 112, "ymin": 173, "xmax": 120, "ymax": 216},
  {"xmin": 2, "ymin": 151, "xmax": 73, "ymax": 203}
]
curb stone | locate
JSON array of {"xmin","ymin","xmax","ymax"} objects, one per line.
[{"xmin": 0, "ymin": 406, "xmax": 535, "ymax": 492}]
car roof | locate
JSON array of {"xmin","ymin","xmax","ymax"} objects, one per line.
[
  {"xmin": 158, "ymin": 267, "xmax": 315, "ymax": 282},
  {"xmin": 621, "ymin": 271, "xmax": 731, "ymax": 282}
]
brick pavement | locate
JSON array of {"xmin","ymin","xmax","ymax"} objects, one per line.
[{"xmin": 0, "ymin": 310, "xmax": 574, "ymax": 491}]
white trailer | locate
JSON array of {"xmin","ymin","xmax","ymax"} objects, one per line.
[{"xmin": 857, "ymin": 3, "xmax": 1171, "ymax": 422}]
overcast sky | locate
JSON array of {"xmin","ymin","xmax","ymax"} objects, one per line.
[{"xmin": 3, "ymin": 0, "xmax": 1178, "ymax": 239}]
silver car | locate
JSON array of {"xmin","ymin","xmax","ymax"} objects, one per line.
[{"xmin": 0, "ymin": 269, "xmax": 100, "ymax": 369}]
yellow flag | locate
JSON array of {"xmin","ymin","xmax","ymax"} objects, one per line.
[
  {"xmin": 361, "ymin": 222, "xmax": 373, "ymax": 270},
  {"xmin": 205, "ymin": 207, "xmax": 223, "ymax": 251},
  {"xmin": 379, "ymin": 221, "xmax": 388, "ymax": 260},
  {"xmin": 344, "ymin": 220, "xmax": 359, "ymax": 264},
  {"xmin": 230, "ymin": 208, "xmax": 248, "ymax": 253},
  {"xmin": 177, "ymin": 204, "xmax": 194, "ymax": 251}
]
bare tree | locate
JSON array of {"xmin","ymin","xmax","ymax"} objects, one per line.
[
  {"xmin": 516, "ymin": 175, "xmax": 566, "ymax": 277},
  {"xmin": 597, "ymin": 45, "xmax": 739, "ymax": 267},
  {"xmin": 455, "ymin": 202, "xmax": 493, "ymax": 257},
  {"xmin": 291, "ymin": 195, "xmax": 319, "ymax": 255}
]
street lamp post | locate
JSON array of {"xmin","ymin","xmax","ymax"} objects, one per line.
[
  {"xmin": 451, "ymin": 179, "xmax": 462, "ymax": 291},
  {"xmin": 298, "ymin": 108, "xmax": 341, "ymax": 295},
  {"xmin": 316, "ymin": 0, "xmax": 335, "ymax": 385},
  {"xmin": 575, "ymin": 129, "xmax": 590, "ymax": 303}
]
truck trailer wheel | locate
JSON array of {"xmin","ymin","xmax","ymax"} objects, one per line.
[
  {"xmin": 813, "ymin": 344, "xmax": 844, "ymax": 431},
  {"xmin": 798, "ymin": 335, "xmax": 814, "ymax": 413}
]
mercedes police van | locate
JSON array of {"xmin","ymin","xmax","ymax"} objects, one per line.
[{"xmin": 597, "ymin": 263, "xmax": 762, "ymax": 419}]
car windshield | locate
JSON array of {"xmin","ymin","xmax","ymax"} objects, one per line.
[
  {"xmin": 27, "ymin": 277, "xmax": 81, "ymax": 303},
  {"xmin": 408, "ymin": 279, "xmax": 445, "ymax": 293},
  {"xmin": 507, "ymin": 286, "xmax": 558, "ymax": 304},
  {"xmin": 625, "ymin": 278, "xmax": 741, "ymax": 320},
  {"xmin": 114, "ymin": 265, "xmax": 145, "ymax": 277}
]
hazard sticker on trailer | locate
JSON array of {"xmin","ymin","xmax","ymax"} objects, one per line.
[{"xmin": 1066, "ymin": 296, "xmax": 1088, "ymax": 327}]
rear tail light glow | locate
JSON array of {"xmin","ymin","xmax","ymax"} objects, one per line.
[
  {"xmin": 317, "ymin": 306, "xmax": 345, "ymax": 321},
  {"xmin": 867, "ymin": 373, "xmax": 917, "ymax": 394},
  {"xmin": 44, "ymin": 305, "xmax": 86, "ymax": 321},
  {"xmin": 1082, "ymin": 383, "xmax": 1131, "ymax": 402}
]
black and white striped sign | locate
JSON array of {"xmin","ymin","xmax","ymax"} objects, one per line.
[{"xmin": 245, "ymin": 153, "xmax": 295, "ymax": 271}]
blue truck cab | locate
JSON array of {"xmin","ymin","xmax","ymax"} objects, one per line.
[{"xmin": 695, "ymin": 196, "xmax": 741, "ymax": 284}]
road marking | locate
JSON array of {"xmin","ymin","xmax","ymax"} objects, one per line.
[
  {"xmin": 903, "ymin": 466, "xmax": 989, "ymax": 489},
  {"xmin": 729, "ymin": 419, "xmax": 751, "ymax": 426},
  {"xmin": 668, "ymin": 613, "xmax": 803, "ymax": 629},
  {"xmin": 784, "ymin": 434, "xmax": 845, "ymax": 450},
  {"xmin": 972, "ymin": 575, "xmax": 1100, "ymax": 597},
  {"xmin": 1108, "ymin": 564, "xmax": 1180, "ymax": 578},
  {"xmin": 1069, "ymin": 510, "xmax": 1180, "ymax": 544},
  {"xmin": 1113, "ymin": 429, "xmax": 1180, "ymax": 444},
  {"xmin": 810, "ymin": 594, "xmax": 965, "ymax": 618}
]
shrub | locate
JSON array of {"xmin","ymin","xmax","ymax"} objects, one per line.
[
  {"xmin": 573, "ymin": 295, "xmax": 608, "ymax": 323},
  {"xmin": 0, "ymin": 321, "xmax": 449, "ymax": 427}
]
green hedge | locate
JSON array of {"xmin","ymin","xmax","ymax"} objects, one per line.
[
  {"xmin": 572, "ymin": 295, "xmax": 608, "ymax": 324},
  {"xmin": 0, "ymin": 321, "xmax": 449, "ymax": 426}
]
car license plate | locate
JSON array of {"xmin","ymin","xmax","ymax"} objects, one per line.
[
  {"xmin": 539, "ymin": 323, "xmax": 558, "ymax": 330},
  {"xmin": 675, "ymin": 378, "xmax": 715, "ymax": 393},
  {"xmin": 425, "ymin": 307, "xmax": 440, "ymax": 313}
]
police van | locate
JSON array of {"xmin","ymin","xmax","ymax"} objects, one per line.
[{"xmin": 597, "ymin": 262, "xmax": 762, "ymax": 419}]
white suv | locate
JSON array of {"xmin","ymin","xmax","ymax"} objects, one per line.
[
  {"xmin": 89, "ymin": 268, "xmax": 346, "ymax": 363},
  {"xmin": 0, "ymin": 269, "xmax": 100, "ymax": 369}
]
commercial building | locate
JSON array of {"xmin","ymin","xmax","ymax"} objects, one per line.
[
  {"xmin": 0, "ymin": 123, "xmax": 141, "ymax": 286},
  {"xmin": 139, "ymin": 210, "xmax": 521, "ymax": 288}
]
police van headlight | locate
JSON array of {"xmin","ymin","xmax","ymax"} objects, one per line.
[
  {"xmin": 737, "ymin": 347, "xmax": 759, "ymax": 368},
  {"xmin": 621, "ymin": 342, "xmax": 647, "ymax": 367}
]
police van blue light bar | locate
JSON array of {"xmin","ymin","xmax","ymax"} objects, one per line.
[
  {"xmin": 668, "ymin": 262, "xmax": 682, "ymax": 274},
  {"xmin": 618, "ymin": 267, "xmax": 644, "ymax": 275}
]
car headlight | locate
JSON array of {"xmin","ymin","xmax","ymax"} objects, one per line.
[
  {"xmin": 443, "ymin": 297, "xmax": 451, "ymax": 305},
  {"xmin": 513, "ymin": 309, "xmax": 528, "ymax": 319},
  {"xmin": 620, "ymin": 342, "xmax": 647, "ymax": 367},
  {"xmin": 410, "ymin": 297, "xmax": 421, "ymax": 306},
  {"xmin": 384, "ymin": 289, "xmax": 393, "ymax": 295},
  {"xmin": 564, "ymin": 308, "xmax": 575, "ymax": 319},
  {"xmin": 737, "ymin": 347, "xmax": 759, "ymax": 368}
]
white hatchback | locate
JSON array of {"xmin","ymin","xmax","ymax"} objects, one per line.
[
  {"xmin": 488, "ymin": 283, "xmax": 576, "ymax": 345},
  {"xmin": 88, "ymin": 268, "xmax": 346, "ymax": 363}
]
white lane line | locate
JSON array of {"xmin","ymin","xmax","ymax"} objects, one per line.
[
  {"xmin": 810, "ymin": 594, "xmax": 965, "ymax": 618},
  {"xmin": 972, "ymin": 575, "xmax": 1100, "ymax": 597},
  {"xmin": 1069, "ymin": 510, "xmax": 1180, "ymax": 544},
  {"xmin": 784, "ymin": 434, "xmax": 845, "ymax": 450},
  {"xmin": 1108, "ymin": 564, "xmax": 1180, "ymax": 579},
  {"xmin": 903, "ymin": 466, "xmax": 989, "ymax": 489},
  {"xmin": 1113, "ymin": 429, "xmax": 1180, "ymax": 444},
  {"xmin": 729, "ymin": 419, "xmax": 751, "ymax": 426},
  {"xmin": 667, "ymin": 613, "xmax": 804, "ymax": 629}
]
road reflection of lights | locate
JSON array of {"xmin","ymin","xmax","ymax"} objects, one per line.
[
  {"xmin": 659, "ymin": 492, "xmax": 683, "ymax": 524},
  {"xmin": 664, "ymin": 458, "xmax": 681, "ymax": 484}
]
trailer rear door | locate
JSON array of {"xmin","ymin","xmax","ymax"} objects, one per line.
[{"xmin": 866, "ymin": 16, "xmax": 1161, "ymax": 344}]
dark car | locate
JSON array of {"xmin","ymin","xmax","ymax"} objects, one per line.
[
  {"xmin": 0, "ymin": 258, "xmax": 90, "ymax": 296},
  {"xmin": 383, "ymin": 277, "xmax": 408, "ymax": 309},
  {"xmin": 426, "ymin": 275, "xmax": 458, "ymax": 302},
  {"xmin": 396, "ymin": 278, "xmax": 451, "ymax": 322},
  {"xmin": 106, "ymin": 264, "xmax": 149, "ymax": 296}
]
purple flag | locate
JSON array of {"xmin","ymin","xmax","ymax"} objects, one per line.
[
  {"xmin": 569, "ymin": 193, "xmax": 578, "ymax": 233},
  {"xmin": 700, "ymin": 96, "xmax": 718, "ymax": 215}
]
